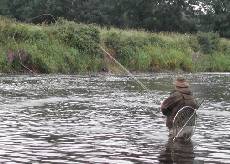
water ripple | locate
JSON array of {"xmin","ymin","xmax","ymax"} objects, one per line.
[{"xmin": 0, "ymin": 73, "xmax": 229, "ymax": 163}]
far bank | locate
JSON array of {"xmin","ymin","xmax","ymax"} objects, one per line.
[{"xmin": 0, "ymin": 16, "xmax": 229, "ymax": 74}]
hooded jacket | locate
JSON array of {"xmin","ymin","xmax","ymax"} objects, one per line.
[{"xmin": 161, "ymin": 87, "xmax": 198, "ymax": 129}]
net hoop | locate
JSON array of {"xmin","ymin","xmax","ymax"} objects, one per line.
[{"xmin": 172, "ymin": 106, "xmax": 197, "ymax": 142}]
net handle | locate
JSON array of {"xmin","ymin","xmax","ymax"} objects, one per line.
[{"xmin": 172, "ymin": 106, "xmax": 197, "ymax": 142}]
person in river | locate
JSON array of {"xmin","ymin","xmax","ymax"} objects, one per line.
[
  {"xmin": 158, "ymin": 137, "xmax": 195, "ymax": 163},
  {"xmin": 161, "ymin": 77, "xmax": 198, "ymax": 138}
]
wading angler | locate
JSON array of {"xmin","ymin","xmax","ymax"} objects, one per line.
[{"xmin": 161, "ymin": 77, "xmax": 198, "ymax": 140}]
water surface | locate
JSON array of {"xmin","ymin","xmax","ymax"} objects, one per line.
[{"xmin": 0, "ymin": 73, "xmax": 229, "ymax": 163}]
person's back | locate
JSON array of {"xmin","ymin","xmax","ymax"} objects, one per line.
[{"xmin": 161, "ymin": 77, "xmax": 198, "ymax": 137}]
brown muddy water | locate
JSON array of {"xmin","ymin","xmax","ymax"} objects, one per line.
[{"xmin": 0, "ymin": 73, "xmax": 229, "ymax": 163}]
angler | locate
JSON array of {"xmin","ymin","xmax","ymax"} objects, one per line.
[{"xmin": 161, "ymin": 77, "xmax": 198, "ymax": 139}]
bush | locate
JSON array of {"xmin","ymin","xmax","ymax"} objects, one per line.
[
  {"xmin": 0, "ymin": 17, "xmax": 103, "ymax": 73},
  {"xmin": 197, "ymin": 32, "xmax": 220, "ymax": 54},
  {"xmin": 53, "ymin": 19, "xmax": 100, "ymax": 56}
]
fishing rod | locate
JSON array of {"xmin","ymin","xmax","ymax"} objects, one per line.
[
  {"xmin": 100, "ymin": 46, "xmax": 156, "ymax": 114},
  {"xmin": 100, "ymin": 46, "xmax": 204, "ymax": 117},
  {"xmin": 100, "ymin": 46, "xmax": 149, "ymax": 91},
  {"xmin": 196, "ymin": 99, "xmax": 205, "ymax": 110}
]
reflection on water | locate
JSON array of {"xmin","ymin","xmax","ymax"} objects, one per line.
[
  {"xmin": 159, "ymin": 138, "xmax": 196, "ymax": 163},
  {"xmin": 0, "ymin": 73, "xmax": 229, "ymax": 163}
]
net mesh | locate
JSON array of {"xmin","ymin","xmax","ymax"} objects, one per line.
[{"xmin": 172, "ymin": 106, "xmax": 197, "ymax": 141}]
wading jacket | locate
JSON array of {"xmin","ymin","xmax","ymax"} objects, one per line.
[{"xmin": 161, "ymin": 88, "xmax": 198, "ymax": 129}]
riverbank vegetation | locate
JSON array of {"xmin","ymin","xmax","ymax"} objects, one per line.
[
  {"xmin": 0, "ymin": 17, "xmax": 102, "ymax": 73},
  {"xmin": 0, "ymin": 16, "xmax": 229, "ymax": 73},
  {"xmin": 1, "ymin": 0, "xmax": 230, "ymax": 38},
  {"xmin": 101, "ymin": 28, "xmax": 230, "ymax": 72}
]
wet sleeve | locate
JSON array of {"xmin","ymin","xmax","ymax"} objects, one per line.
[{"xmin": 161, "ymin": 92, "xmax": 182, "ymax": 116}]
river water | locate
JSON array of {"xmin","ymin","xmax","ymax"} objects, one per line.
[{"xmin": 0, "ymin": 73, "xmax": 229, "ymax": 163}]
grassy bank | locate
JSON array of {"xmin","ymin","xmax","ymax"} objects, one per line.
[
  {"xmin": 0, "ymin": 16, "xmax": 103, "ymax": 73},
  {"xmin": 101, "ymin": 28, "xmax": 230, "ymax": 72},
  {"xmin": 0, "ymin": 16, "xmax": 230, "ymax": 73}
]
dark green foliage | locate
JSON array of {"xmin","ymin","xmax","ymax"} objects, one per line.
[
  {"xmin": 0, "ymin": 0, "xmax": 9, "ymax": 15},
  {"xmin": 1, "ymin": 0, "xmax": 229, "ymax": 37},
  {"xmin": 198, "ymin": 0, "xmax": 230, "ymax": 38},
  {"xmin": 197, "ymin": 32, "xmax": 220, "ymax": 54}
]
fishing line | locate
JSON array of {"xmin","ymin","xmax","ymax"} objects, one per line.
[
  {"xmin": 100, "ymin": 46, "xmax": 149, "ymax": 91},
  {"xmin": 100, "ymin": 46, "xmax": 157, "ymax": 114}
]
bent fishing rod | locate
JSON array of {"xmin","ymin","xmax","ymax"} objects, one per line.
[
  {"xmin": 100, "ymin": 46, "xmax": 149, "ymax": 91},
  {"xmin": 100, "ymin": 46, "xmax": 156, "ymax": 114}
]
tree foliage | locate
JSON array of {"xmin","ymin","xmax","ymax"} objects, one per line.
[{"xmin": 0, "ymin": 0, "xmax": 229, "ymax": 37}]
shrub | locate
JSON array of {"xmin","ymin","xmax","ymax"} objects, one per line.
[
  {"xmin": 197, "ymin": 32, "xmax": 220, "ymax": 54},
  {"xmin": 53, "ymin": 19, "xmax": 100, "ymax": 56}
]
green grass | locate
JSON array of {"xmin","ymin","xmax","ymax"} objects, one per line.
[
  {"xmin": 100, "ymin": 27, "xmax": 230, "ymax": 72},
  {"xmin": 0, "ymin": 16, "xmax": 103, "ymax": 73},
  {"xmin": 0, "ymin": 16, "xmax": 230, "ymax": 73}
]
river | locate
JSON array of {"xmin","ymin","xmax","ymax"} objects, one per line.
[{"xmin": 0, "ymin": 73, "xmax": 229, "ymax": 163}]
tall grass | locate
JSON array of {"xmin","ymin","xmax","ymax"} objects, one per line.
[
  {"xmin": 0, "ymin": 16, "xmax": 103, "ymax": 73},
  {"xmin": 100, "ymin": 27, "xmax": 230, "ymax": 72},
  {"xmin": 101, "ymin": 28, "xmax": 193, "ymax": 72},
  {"xmin": 0, "ymin": 16, "xmax": 229, "ymax": 73}
]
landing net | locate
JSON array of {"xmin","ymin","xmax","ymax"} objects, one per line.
[{"xmin": 172, "ymin": 106, "xmax": 197, "ymax": 142}]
